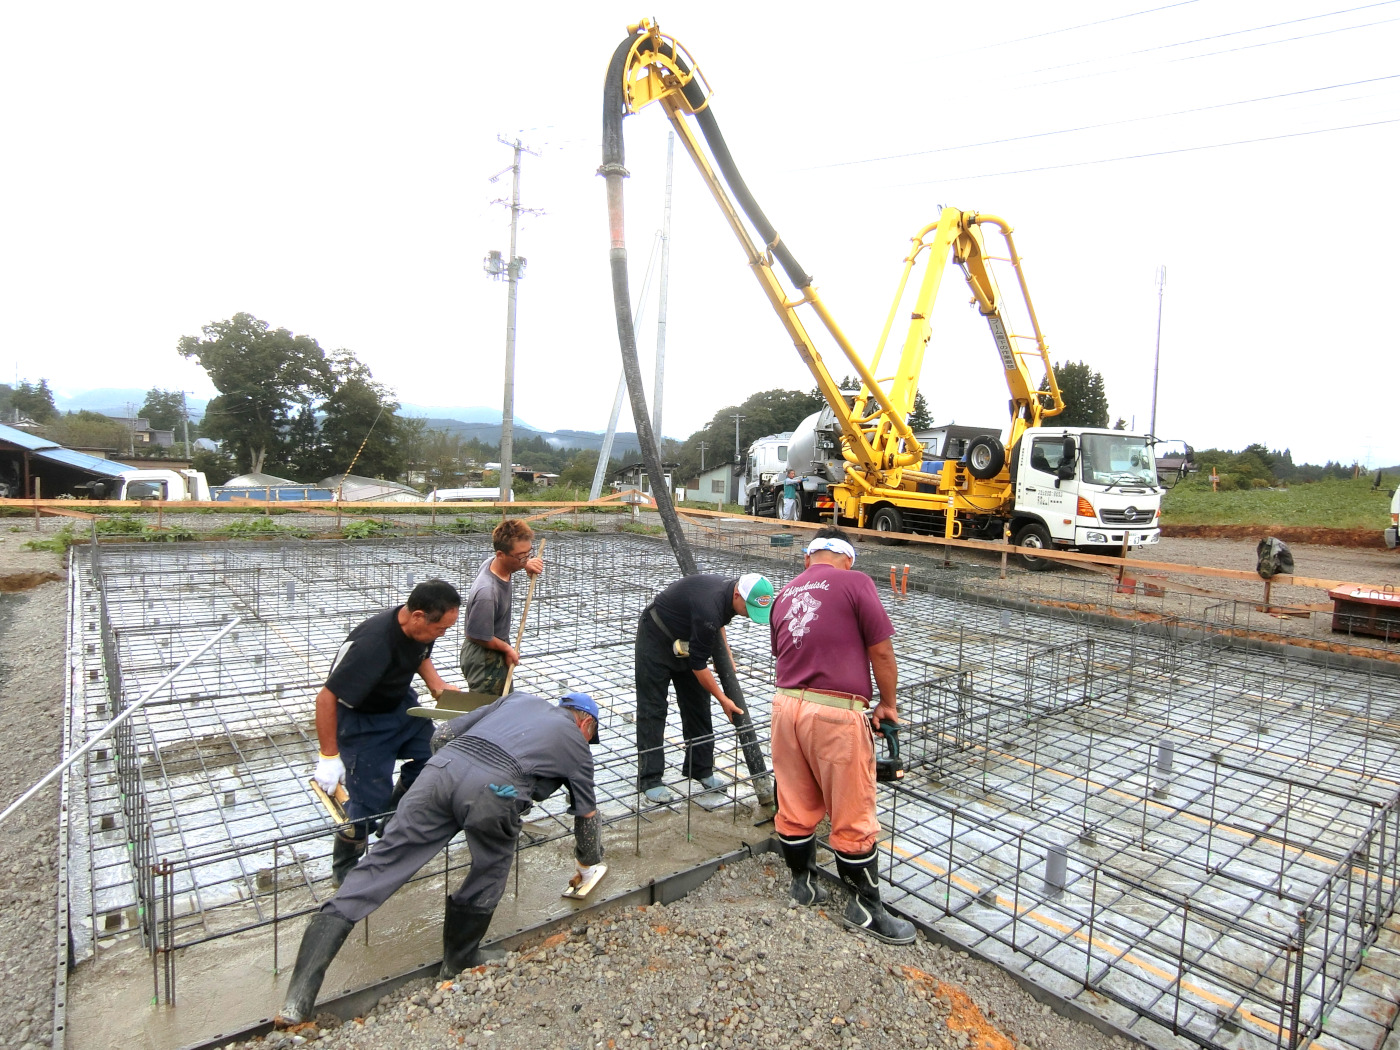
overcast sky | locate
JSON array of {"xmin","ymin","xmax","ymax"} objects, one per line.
[{"xmin": 1, "ymin": 2, "xmax": 1396, "ymax": 466}]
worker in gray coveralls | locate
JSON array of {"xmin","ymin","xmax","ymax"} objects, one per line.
[{"xmin": 277, "ymin": 691, "xmax": 604, "ymax": 1026}]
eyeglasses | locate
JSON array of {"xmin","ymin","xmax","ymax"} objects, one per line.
[{"xmin": 511, "ymin": 547, "xmax": 536, "ymax": 560}]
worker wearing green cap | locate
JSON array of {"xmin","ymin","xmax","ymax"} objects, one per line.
[{"xmin": 634, "ymin": 572, "xmax": 774, "ymax": 804}]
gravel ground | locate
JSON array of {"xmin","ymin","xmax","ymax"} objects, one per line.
[
  {"xmin": 0, "ymin": 518, "xmax": 1395, "ymax": 1050},
  {"xmin": 0, "ymin": 529, "xmax": 65, "ymax": 1050},
  {"xmin": 234, "ymin": 855, "xmax": 1130, "ymax": 1050}
]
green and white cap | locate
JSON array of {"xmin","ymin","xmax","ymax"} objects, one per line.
[{"xmin": 737, "ymin": 573, "xmax": 775, "ymax": 624}]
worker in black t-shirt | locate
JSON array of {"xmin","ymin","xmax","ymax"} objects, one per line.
[
  {"xmin": 312, "ymin": 579, "xmax": 460, "ymax": 886},
  {"xmin": 634, "ymin": 572, "xmax": 774, "ymax": 804}
]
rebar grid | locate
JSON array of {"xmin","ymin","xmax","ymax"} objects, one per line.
[
  {"xmin": 66, "ymin": 534, "xmax": 781, "ymax": 967},
  {"xmin": 875, "ymin": 616, "xmax": 1400, "ymax": 1050},
  {"xmin": 62, "ymin": 530, "xmax": 1400, "ymax": 1050}
]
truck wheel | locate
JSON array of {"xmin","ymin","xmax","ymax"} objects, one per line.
[
  {"xmin": 746, "ymin": 497, "xmax": 757, "ymax": 516},
  {"xmin": 870, "ymin": 506, "xmax": 907, "ymax": 545},
  {"xmin": 966, "ymin": 436, "xmax": 1005, "ymax": 480},
  {"xmin": 1012, "ymin": 522, "xmax": 1055, "ymax": 571}
]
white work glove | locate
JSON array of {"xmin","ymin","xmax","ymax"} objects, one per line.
[
  {"xmin": 570, "ymin": 861, "xmax": 606, "ymax": 891},
  {"xmin": 314, "ymin": 753, "xmax": 345, "ymax": 794}
]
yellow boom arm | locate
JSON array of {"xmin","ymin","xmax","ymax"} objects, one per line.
[{"xmin": 607, "ymin": 20, "xmax": 1061, "ymax": 497}]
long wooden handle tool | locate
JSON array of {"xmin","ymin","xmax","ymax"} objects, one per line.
[{"xmin": 502, "ymin": 535, "xmax": 546, "ymax": 695}]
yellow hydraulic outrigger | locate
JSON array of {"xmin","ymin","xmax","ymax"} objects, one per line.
[{"xmin": 611, "ymin": 20, "xmax": 1065, "ymax": 534}]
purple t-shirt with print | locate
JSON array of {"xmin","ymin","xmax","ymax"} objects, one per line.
[{"xmin": 769, "ymin": 563, "xmax": 895, "ymax": 700}]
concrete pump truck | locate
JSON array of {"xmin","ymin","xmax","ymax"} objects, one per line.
[{"xmin": 605, "ymin": 21, "xmax": 1162, "ymax": 569}]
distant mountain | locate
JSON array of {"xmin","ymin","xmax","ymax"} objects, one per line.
[
  {"xmin": 55, "ymin": 387, "xmax": 209, "ymax": 420},
  {"xmin": 51, "ymin": 391, "xmax": 643, "ymax": 459},
  {"xmin": 399, "ymin": 403, "xmax": 534, "ymax": 429},
  {"xmin": 419, "ymin": 417, "xmax": 642, "ymax": 459}
]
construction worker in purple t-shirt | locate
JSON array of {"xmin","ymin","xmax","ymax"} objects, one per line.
[{"xmin": 767, "ymin": 526, "xmax": 915, "ymax": 944}]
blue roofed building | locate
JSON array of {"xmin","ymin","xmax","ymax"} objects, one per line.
[{"xmin": 0, "ymin": 422, "xmax": 131, "ymax": 498}]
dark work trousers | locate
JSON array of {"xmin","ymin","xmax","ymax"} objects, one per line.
[
  {"xmin": 634, "ymin": 613, "xmax": 715, "ymax": 791},
  {"xmin": 338, "ymin": 694, "xmax": 434, "ymax": 842},
  {"xmin": 325, "ymin": 745, "xmax": 527, "ymax": 923}
]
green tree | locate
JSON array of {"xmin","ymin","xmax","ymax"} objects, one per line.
[
  {"xmin": 908, "ymin": 390, "xmax": 933, "ymax": 430},
  {"xmin": 674, "ymin": 387, "xmax": 823, "ymax": 482},
  {"xmin": 138, "ymin": 388, "xmax": 196, "ymax": 438},
  {"xmin": 1042, "ymin": 361, "xmax": 1109, "ymax": 428},
  {"xmin": 317, "ymin": 351, "xmax": 403, "ymax": 481},
  {"xmin": 178, "ymin": 313, "xmax": 332, "ymax": 474},
  {"xmin": 559, "ymin": 449, "xmax": 599, "ymax": 488},
  {"xmin": 8, "ymin": 379, "xmax": 58, "ymax": 423},
  {"xmin": 191, "ymin": 446, "xmax": 238, "ymax": 486},
  {"xmin": 422, "ymin": 430, "xmax": 469, "ymax": 490},
  {"xmin": 48, "ymin": 410, "xmax": 127, "ymax": 449}
]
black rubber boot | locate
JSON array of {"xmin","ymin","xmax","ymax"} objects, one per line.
[
  {"xmin": 777, "ymin": 833, "xmax": 829, "ymax": 906},
  {"xmin": 836, "ymin": 848, "xmax": 916, "ymax": 945},
  {"xmin": 440, "ymin": 899, "xmax": 505, "ymax": 978},
  {"xmin": 331, "ymin": 834, "xmax": 366, "ymax": 888},
  {"xmin": 276, "ymin": 912, "xmax": 355, "ymax": 1026}
]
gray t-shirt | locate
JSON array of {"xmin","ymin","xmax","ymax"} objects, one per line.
[{"xmin": 464, "ymin": 557, "xmax": 511, "ymax": 643}]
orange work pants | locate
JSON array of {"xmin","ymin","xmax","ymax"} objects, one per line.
[{"xmin": 770, "ymin": 691, "xmax": 878, "ymax": 854}]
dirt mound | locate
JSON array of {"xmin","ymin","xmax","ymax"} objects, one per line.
[
  {"xmin": 0, "ymin": 571, "xmax": 63, "ymax": 592},
  {"xmin": 1161, "ymin": 524, "xmax": 1384, "ymax": 548}
]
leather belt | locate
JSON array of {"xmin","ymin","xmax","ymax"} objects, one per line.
[{"xmin": 775, "ymin": 687, "xmax": 869, "ymax": 711}]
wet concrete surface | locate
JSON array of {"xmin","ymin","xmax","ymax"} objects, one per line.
[{"xmin": 66, "ymin": 802, "xmax": 767, "ymax": 1050}]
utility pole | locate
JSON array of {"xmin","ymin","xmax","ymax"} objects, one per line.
[
  {"xmin": 731, "ymin": 414, "xmax": 744, "ymax": 463},
  {"xmin": 180, "ymin": 391, "xmax": 191, "ymax": 453},
  {"xmin": 651, "ymin": 132, "xmax": 674, "ymax": 445},
  {"xmin": 484, "ymin": 136, "xmax": 539, "ymax": 504},
  {"xmin": 1149, "ymin": 264, "xmax": 1166, "ymax": 437},
  {"xmin": 698, "ymin": 441, "xmax": 707, "ymax": 472}
]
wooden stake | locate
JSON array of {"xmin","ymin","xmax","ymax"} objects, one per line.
[{"xmin": 501, "ymin": 535, "xmax": 547, "ymax": 695}]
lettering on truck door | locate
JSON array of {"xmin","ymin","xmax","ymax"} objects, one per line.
[{"xmin": 1022, "ymin": 437, "xmax": 1072, "ymax": 526}]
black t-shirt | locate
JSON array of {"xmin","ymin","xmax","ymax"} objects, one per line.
[
  {"xmin": 651, "ymin": 574, "xmax": 738, "ymax": 670},
  {"xmin": 324, "ymin": 606, "xmax": 434, "ymax": 715}
]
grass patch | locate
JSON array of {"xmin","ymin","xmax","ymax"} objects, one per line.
[
  {"xmin": 343, "ymin": 518, "xmax": 396, "ymax": 540},
  {"xmin": 618, "ymin": 521, "xmax": 665, "ymax": 536},
  {"xmin": 219, "ymin": 517, "xmax": 312, "ymax": 539},
  {"xmin": 1161, "ymin": 477, "xmax": 1391, "ymax": 529}
]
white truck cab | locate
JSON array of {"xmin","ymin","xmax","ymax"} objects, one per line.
[
  {"xmin": 92, "ymin": 468, "xmax": 212, "ymax": 502},
  {"xmin": 742, "ymin": 432, "xmax": 791, "ymax": 516},
  {"xmin": 1009, "ymin": 428, "xmax": 1161, "ymax": 561}
]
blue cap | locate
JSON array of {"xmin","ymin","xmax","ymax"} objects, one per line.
[{"xmin": 559, "ymin": 692, "xmax": 600, "ymax": 743}]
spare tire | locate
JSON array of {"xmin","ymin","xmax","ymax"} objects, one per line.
[{"xmin": 966, "ymin": 435, "xmax": 1006, "ymax": 480}]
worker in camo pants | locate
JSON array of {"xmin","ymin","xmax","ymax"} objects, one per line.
[{"xmin": 278, "ymin": 691, "xmax": 604, "ymax": 1026}]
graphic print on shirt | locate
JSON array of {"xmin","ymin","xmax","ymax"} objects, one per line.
[{"xmin": 783, "ymin": 590, "xmax": 822, "ymax": 646}]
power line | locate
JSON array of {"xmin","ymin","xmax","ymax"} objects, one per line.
[
  {"xmin": 896, "ymin": 115, "xmax": 1400, "ymax": 186},
  {"xmin": 1166, "ymin": 12, "xmax": 1400, "ymax": 64},
  {"xmin": 969, "ymin": 1, "xmax": 1203, "ymax": 52},
  {"xmin": 800, "ymin": 73, "xmax": 1400, "ymax": 172},
  {"xmin": 1032, "ymin": 0, "xmax": 1400, "ymax": 74}
]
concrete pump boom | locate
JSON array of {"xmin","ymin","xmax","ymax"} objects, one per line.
[{"xmin": 605, "ymin": 20, "xmax": 1065, "ymax": 513}]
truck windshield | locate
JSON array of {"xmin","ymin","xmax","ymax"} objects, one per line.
[
  {"xmin": 1079, "ymin": 435, "xmax": 1156, "ymax": 486},
  {"xmin": 126, "ymin": 480, "xmax": 168, "ymax": 500}
]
